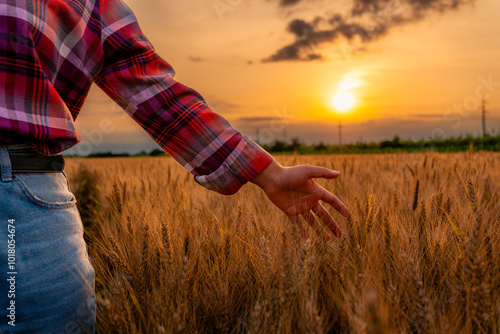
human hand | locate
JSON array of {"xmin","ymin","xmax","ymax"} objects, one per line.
[{"xmin": 251, "ymin": 160, "xmax": 349, "ymax": 239}]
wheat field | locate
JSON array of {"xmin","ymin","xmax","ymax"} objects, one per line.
[{"xmin": 64, "ymin": 152, "xmax": 500, "ymax": 333}]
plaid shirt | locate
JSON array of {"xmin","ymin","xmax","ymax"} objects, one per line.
[{"xmin": 0, "ymin": 0, "xmax": 273, "ymax": 195}]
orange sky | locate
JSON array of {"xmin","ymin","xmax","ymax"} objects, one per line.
[{"xmin": 68, "ymin": 0, "xmax": 500, "ymax": 154}]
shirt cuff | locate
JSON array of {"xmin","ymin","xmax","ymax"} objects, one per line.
[{"xmin": 194, "ymin": 135, "xmax": 274, "ymax": 195}]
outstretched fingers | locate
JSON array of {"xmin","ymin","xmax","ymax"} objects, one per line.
[
  {"xmin": 303, "ymin": 210, "xmax": 332, "ymax": 241},
  {"xmin": 305, "ymin": 165, "xmax": 340, "ymax": 180},
  {"xmin": 312, "ymin": 203, "xmax": 342, "ymax": 238},
  {"xmin": 320, "ymin": 187, "xmax": 349, "ymax": 217},
  {"xmin": 302, "ymin": 211, "xmax": 320, "ymax": 230}
]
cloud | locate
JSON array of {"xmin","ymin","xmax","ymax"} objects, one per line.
[
  {"xmin": 237, "ymin": 116, "xmax": 287, "ymax": 124},
  {"xmin": 279, "ymin": 0, "xmax": 302, "ymax": 6},
  {"xmin": 410, "ymin": 113, "xmax": 445, "ymax": 118},
  {"xmin": 188, "ymin": 56, "xmax": 208, "ymax": 62},
  {"xmin": 203, "ymin": 97, "xmax": 244, "ymax": 114},
  {"xmin": 264, "ymin": 0, "xmax": 475, "ymax": 62}
]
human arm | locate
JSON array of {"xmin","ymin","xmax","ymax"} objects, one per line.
[
  {"xmin": 94, "ymin": 0, "xmax": 348, "ymax": 236},
  {"xmin": 94, "ymin": 0, "xmax": 273, "ymax": 195}
]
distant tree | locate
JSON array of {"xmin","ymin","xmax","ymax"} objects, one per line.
[
  {"xmin": 314, "ymin": 142, "xmax": 327, "ymax": 151},
  {"xmin": 380, "ymin": 140, "xmax": 392, "ymax": 149},
  {"xmin": 289, "ymin": 137, "xmax": 302, "ymax": 151},
  {"xmin": 380, "ymin": 135, "xmax": 403, "ymax": 149},
  {"xmin": 149, "ymin": 148, "xmax": 166, "ymax": 156},
  {"xmin": 271, "ymin": 140, "xmax": 287, "ymax": 152},
  {"xmin": 88, "ymin": 151, "xmax": 130, "ymax": 157}
]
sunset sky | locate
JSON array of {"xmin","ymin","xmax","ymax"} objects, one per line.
[{"xmin": 68, "ymin": 0, "xmax": 500, "ymax": 155}]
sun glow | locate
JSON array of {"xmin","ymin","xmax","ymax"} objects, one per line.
[
  {"xmin": 332, "ymin": 92, "xmax": 355, "ymax": 112},
  {"xmin": 329, "ymin": 73, "xmax": 364, "ymax": 114}
]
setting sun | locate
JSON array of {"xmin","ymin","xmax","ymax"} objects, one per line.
[
  {"xmin": 329, "ymin": 73, "xmax": 364, "ymax": 114},
  {"xmin": 332, "ymin": 92, "xmax": 355, "ymax": 112}
]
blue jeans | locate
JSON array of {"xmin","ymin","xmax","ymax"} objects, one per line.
[{"xmin": 0, "ymin": 145, "xmax": 96, "ymax": 333}]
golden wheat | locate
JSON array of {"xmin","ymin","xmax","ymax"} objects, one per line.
[{"xmin": 64, "ymin": 152, "xmax": 500, "ymax": 333}]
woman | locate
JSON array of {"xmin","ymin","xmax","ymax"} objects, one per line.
[{"xmin": 0, "ymin": 0, "xmax": 348, "ymax": 332}]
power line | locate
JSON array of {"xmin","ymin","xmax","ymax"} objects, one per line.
[
  {"xmin": 482, "ymin": 97, "xmax": 487, "ymax": 137},
  {"xmin": 339, "ymin": 121, "xmax": 343, "ymax": 146}
]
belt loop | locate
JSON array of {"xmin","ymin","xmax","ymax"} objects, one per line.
[{"xmin": 0, "ymin": 147, "xmax": 13, "ymax": 182}]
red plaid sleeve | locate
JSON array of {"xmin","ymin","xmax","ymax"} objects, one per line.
[{"xmin": 95, "ymin": 0, "xmax": 273, "ymax": 195}]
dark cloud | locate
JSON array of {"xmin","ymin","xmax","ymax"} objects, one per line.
[
  {"xmin": 264, "ymin": 0, "xmax": 475, "ymax": 62},
  {"xmin": 280, "ymin": 0, "xmax": 302, "ymax": 6},
  {"xmin": 188, "ymin": 56, "xmax": 208, "ymax": 62},
  {"xmin": 202, "ymin": 97, "xmax": 243, "ymax": 114},
  {"xmin": 410, "ymin": 113, "xmax": 445, "ymax": 118},
  {"xmin": 238, "ymin": 116, "xmax": 287, "ymax": 123}
]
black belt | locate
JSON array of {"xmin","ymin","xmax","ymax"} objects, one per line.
[{"xmin": 7, "ymin": 147, "xmax": 65, "ymax": 173}]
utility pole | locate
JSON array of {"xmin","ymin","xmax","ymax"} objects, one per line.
[
  {"xmin": 339, "ymin": 121, "xmax": 343, "ymax": 146},
  {"xmin": 482, "ymin": 97, "xmax": 487, "ymax": 137}
]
